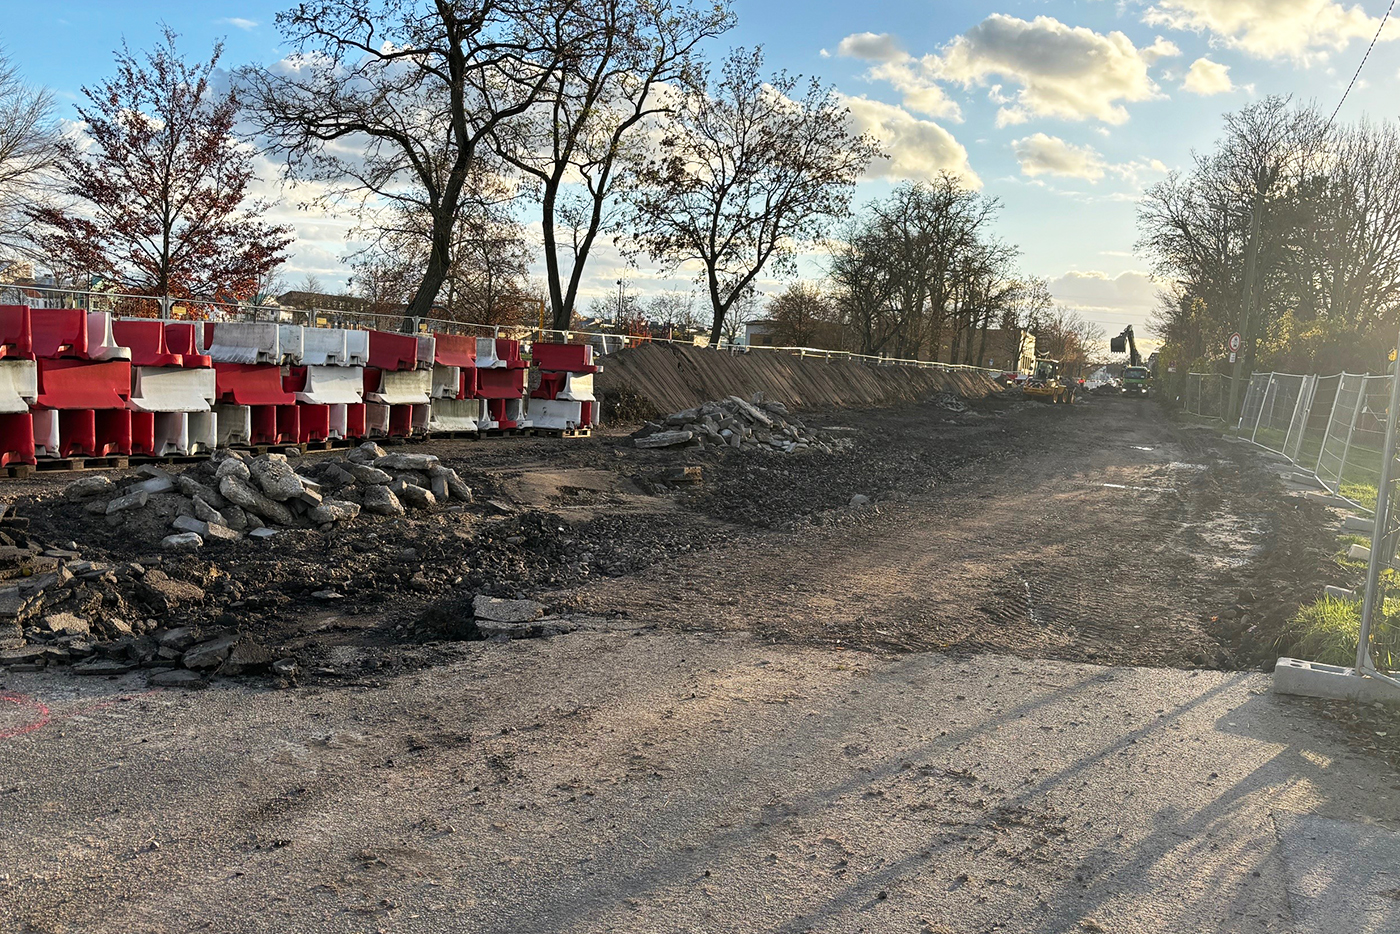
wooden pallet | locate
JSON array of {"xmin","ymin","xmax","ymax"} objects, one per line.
[
  {"xmin": 423, "ymin": 429, "xmax": 481, "ymax": 441},
  {"xmin": 30, "ymin": 455, "xmax": 131, "ymax": 473},
  {"xmin": 299, "ymin": 437, "xmax": 355, "ymax": 453},
  {"xmin": 528, "ymin": 427, "xmax": 593, "ymax": 439},
  {"xmin": 481, "ymin": 427, "xmax": 526, "ymax": 438},
  {"xmin": 228, "ymin": 442, "xmax": 307, "ymax": 456},
  {"xmin": 130, "ymin": 452, "xmax": 213, "ymax": 467}
]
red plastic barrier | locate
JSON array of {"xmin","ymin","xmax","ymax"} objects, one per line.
[
  {"xmin": 495, "ymin": 338, "xmax": 526, "ymax": 368},
  {"xmin": 368, "ymin": 330, "xmax": 419, "ymax": 371},
  {"xmin": 433, "ymin": 332, "xmax": 477, "ymax": 368},
  {"xmin": 275, "ymin": 405, "xmax": 300, "ymax": 444},
  {"xmin": 298, "ymin": 404, "xmax": 330, "ymax": 443},
  {"xmin": 0, "ymin": 306, "xmax": 35, "ymax": 361},
  {"xmin": 156, "ymin": 322, "xmax": 212, "ymax": 368},
  {"xmin": 0, "ymin": 412, "xmax": 35, "ymax": 465},
  {"xmin": 213, "ymin": 363, "xmax": 294, "ymax": 406},
  {"xmin": 531, "ymin": 342, "xmax": 595, "ymax": 373},
  {"xmin": 35, "ymin": 359, "xmax": 132, "ymax": 410},
  {"xmin": 345, "ymin": 403, "xmax": 367, "ymax": 440},
  {"xmin": 533, "ymin": 371, "xmax": 567, "ymax": 400},
  {"xmin": 487, "ymin": 398, "xmax": 522, "ymax": 430},
  {"xmin": 129, "ymin": 411, "xmax": 156, "ymax": 456},
  {"xmin": 581, "ymin": 400, "xmax": 595, "ymax": 426},
  {"xmin": 388, "ymin": 404, "xmax": 414, "ymax": 437},
  {"xmin": 475, "ymin": 366, "xmax": 526, "ymax": 399},
  {"xmin": 283, "ymin": 367, "xmax": 309, "ymax": 393},
  {"xmin": 31, "ymin": 309, "xmax": 89, "ymax": 359},
  {"xmin": 111, "ymin": 319, "xmax": 181, "ymax": 368}
]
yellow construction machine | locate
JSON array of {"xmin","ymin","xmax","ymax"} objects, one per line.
[{"xmin": 1022, "ymin": 357, "xmax": 1077, "ymax": 404}]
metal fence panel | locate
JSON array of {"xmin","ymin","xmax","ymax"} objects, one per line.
[{"xmin": 1237, "ymin": 372, "xmax": 1271, "ymax": 434}]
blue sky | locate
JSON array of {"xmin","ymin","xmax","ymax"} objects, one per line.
[{"xmin": 6, "ymin": 0, "xmax": 1400, "ymax": 338}]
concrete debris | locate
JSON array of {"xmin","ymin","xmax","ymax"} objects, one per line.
[
  {"xmin": 149, "ymin": 668, "xmax": 208, "ymax": 689},
  {"xmin": 1348, "ymin": 543, "xmax": 1373, "ymax": 562},
  {"xmin": 849, "ymin": 494, "xmax": 871, "ymax": 507},
  {"xmin": 63, "ymin": 475, "xmax": 116, "ymax": 501},
  {"xmin": 361, "ymin": 485, "xmax": 406, "ymax": 517},
  {"xmin": 633, "ymin": 396, "xmax": 853, "ymax": 455},
  {"xmin": 931, "ymin": 390, "xmax": 969, "ymax": 413},
  {"xmin": 248, "ymin": 527, "xmax": 279, "ymax": 539},
  {"xmin": 161, "ymin": 532, "xmax": 204, "ymax": 551},
  {"xmin": 248, "ymin": 455, "xmax": 304, "ymax": 502},
  {"xmin": 473, "ymin": 594, "xmax": 546, "ymax": 623},
  {"xmin": 349, "ymin": 463, "xmax": 393, "ymax": 485},
  {"xmin": 183, "ymin": 633, "xmax": 239, "ymax": 670},
  {"xmin": 105, "ymin": 489, "xmax": 149, "ymax": 516},
  {"xmin": 1342, "ymin": 515, "xmax": 1376, "ymax": 534}
]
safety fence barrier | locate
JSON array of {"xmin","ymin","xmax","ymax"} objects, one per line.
[{"xmin": 1235, "ymin": 369, "xmax": 1396, "ymax": 514}]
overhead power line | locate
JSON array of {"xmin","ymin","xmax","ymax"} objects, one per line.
[{"xmin": 1328, "ymin": 0, "xmax": 1397, "ymax": 127}]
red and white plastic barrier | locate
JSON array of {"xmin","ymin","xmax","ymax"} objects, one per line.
[{"xmin": 529, "ymin": 342, "xmax": 599, "ymax": 431}]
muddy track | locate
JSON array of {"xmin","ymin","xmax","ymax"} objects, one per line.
[{"xmin": 565, "ymin": 395, "xmax": 1337, "ymax": 669}]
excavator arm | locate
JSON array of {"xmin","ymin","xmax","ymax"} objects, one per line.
[{"xmin": 1110, "ymin": 326, "xmax": 1142, "ymax": 367}]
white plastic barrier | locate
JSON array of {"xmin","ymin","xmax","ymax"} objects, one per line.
[
  {"xmin": 86, "ymin": 312, "xmax": 131, "ymax": 361},
  {"xmin": 129, "ymin": 367, "xmax": 217, "ymax": 413},
  {"xmin": 558, "ymin": 372, "xmax": 595, "ymax": 402},
  {"xmin": 214, "ymin": 404, "xmax": 252, "ymax": 446},
  {"xmin": 528, "ymin": 398, "xmax": 585, "ymax": 430},
  {"xmin": 293, "ymin": 366, "xmax": 364, "ymax": 405},
  {"xmin": 278, "ymin": 325, "xmax": 304, "ymax": 365},
  {"xmin": 344, "ymin": 330, "xmax": 369, "ymax": 367},
  {"xmin": 32, "ymin": 409, "xmax": 58, "ymax": 457},
  {"xmin": 207, "ymin": 323, "xmax": 281, "ymax": 365},
  {"xmin": 366, "ymin": 368, "xmax": 432, "ymax": 405},
  {"xmin": 411, "ymin": 403, "xmax": 430, "ymax": 433},
  {"xmin": 431, "ymin": 365, "xmax": 461, "ymax": 399},
  {"xmin": 0, "ymin": 360, "xmax": 38, "ymax": 414},
  {"xmin": 427, "ymin": 397, "xmax": 486, "ymax": 432},
  {"xmin": 327, "ymin": 404, "xmax": 348, "ymax": 440},
  {"xmin": 152, "ymin": 411, "xmax": 218, "ymax": 456},
  {"xmin": 497, "ymin": 397, "xmax": 530, "ymax": 428},
  {"xmin": 475, "ymin": 337, "xmax": 503, "ymax": 368},
  {"xmin": 364, "ymin": 403, "xmax": 391, "ymax": 437},
  {"xmin": 301, "ymin": 328, "xmax": 348, "ymax": 366},
  {"xmin": 415, "ymin": 335, "xmax": 436, "ymax": 370}
]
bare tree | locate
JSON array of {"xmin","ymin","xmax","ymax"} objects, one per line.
[
  {"xmin": 0, "ymin": 50, "xmax": 58, "ymax": 263},
  {"xmin": 628, "ymin": 47, "xmax": 880, "ymax": 345},
  {"xmin": 646, "ymin": 289, "xmax": 699, "ymax": 338},
  {"xmin": 768, "ymin": 281, "xmax": 841, "ymax": 348},
  {"xmin": 297, "ymin": 273, "xmax": 325, "ymax": 295},
  {"xmin": 493, "ymin": 0, "xmax": 733, "ymax": 330},
  {"xmin": 242, "ymin": 0, "xmax": 576, "ymax": 321}
]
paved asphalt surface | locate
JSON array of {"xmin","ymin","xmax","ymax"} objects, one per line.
[{"xmin": 4, "ymin": 630, "xmax": 1400, "ymax": 933}]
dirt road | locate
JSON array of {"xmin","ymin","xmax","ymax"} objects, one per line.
[{"xmin": 2, "ymin": 393, "xmax": 1395, "ymax": 933}]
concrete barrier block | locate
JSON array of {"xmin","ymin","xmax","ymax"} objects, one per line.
[
  {"xmin": 1274, "ymin": 657, "xmax": 1400, "ymax": 704},
  {"xmin": 1349, "ymin": 543, "xmax": 1373, "ymax": 561},
  {"xmin": 427, "ymin": 397, "xmax": 485, "ymax": 432},
  {"xmin": 214, "ymin": 403, "xmax": 252, "ymax": 447},
  {"xmin": 529, "ymin": 398, "xmax": 584, "ymax": 430},
  {"xmin": 415, "ymin": 335, "xmax": 436, "ymax": 370},
  {"xmin": 1343, "ymin": 515, "xmax": 1376, "ymax": 534},
  {"xmin": 1324, "ymin": 585, "xmax": 1357, "ymax": 601},
  {"xmin": 364, "ymin": 402, "xmax": 391, "ymax": 437}
]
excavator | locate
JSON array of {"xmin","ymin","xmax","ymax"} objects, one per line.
[{"xmin": 1111, "ymin": 326, "xmax": 1151, "ymax": 397}]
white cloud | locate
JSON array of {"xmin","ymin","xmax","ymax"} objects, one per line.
[
  {"xmin": 1049, "ymin": 269, "xmax": 1161, "ymax": 329},
  {"xmin": 838, "ymin": 95, "xmax": 980, "ymax": 189},
  {"xmin": 1012, "ymin": 133, "xmax": 1109, "ymax": 181},
  {"xmin": 1181, "ymin": 57, "xmax": 1235, "ymax": 95},
  {"xmin": 1143, "ymin": 0, "xmax": 1389, "ymax": 64},
  {"xmin": 837, "ymin": 32, "xmax": 903, "ymax": 63},
  {"xmin": 935, "ymin": 15, "xmax": 1175, "ymax": 126},
  {"xmin": 836, "ymin": 32, "xmax": 961, "ymax": 119},
  {"xmin": 217, "ymin": 17, "xmax": 259, "ymax": 31}
]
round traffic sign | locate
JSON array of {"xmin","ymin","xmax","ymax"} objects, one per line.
[{"xmin": 1227, "ymin": 332, "xmax": 1242, "ymax": 353}]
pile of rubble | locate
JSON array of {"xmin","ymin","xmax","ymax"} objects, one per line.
[
  {"xmin": 930, "ymin": 390, "xmax": 969, "ymax": 413},
  {"xmin": 63, "ymin": 442, "xmax": 473, "ymax": 549},
  {"xmin": 630, "ymin": 395, "xmax": 852, "ymax": 455}
]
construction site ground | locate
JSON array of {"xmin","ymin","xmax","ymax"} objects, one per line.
[{"xmin": 4, "ymin": 393, "xmax": 1400, "ymax": 933}]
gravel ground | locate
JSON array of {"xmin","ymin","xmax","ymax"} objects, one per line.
[{"xmin": 2, "ymin": 631, "xmax": 1398, "ymax": 934}]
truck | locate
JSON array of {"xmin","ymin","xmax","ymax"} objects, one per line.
[
  {"xmin": 1022, "ymin": 357, "xmax": 1076, "ymax": 404},
  {"xmin": 1110, "ymin": 326, "xmax": 1151, "ymax": 397}
]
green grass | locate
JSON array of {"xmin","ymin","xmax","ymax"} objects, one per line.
[{"xmin": 1278, "ymin": 596, "xmax": 1400, "ymax": 670}]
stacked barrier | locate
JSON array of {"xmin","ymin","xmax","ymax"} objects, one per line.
[
  {"xmin": 283, "ymin": 327, "xmax": 367, "ymax": 443},
  {"xmin": 31, "ymin": 310, "xmax": 133, "ymax": 457},
  {"xmin": 113, "ymin": 319, "xmax": 217, "ymax": 455},
  {"xmin": 427, "ymin": 333, "xmax": 487, "ymax": 433},
  {"xmin": 364, "ymin": 330, "xmax": 434, "ymax": 438},
  {"xmin": 476, "ymin": 337, "xmax": 530, "ymax": 430},
  {"xmin": 0, "ymin": 307, "xmax": 38, "ymax": 465},
  {"xmin": 203, "ymin": 323, "xmax": 299, "ymax": 446},
  {"xmin": 529, "ymin": 342, "xmax": 599, "ymax": 432}
]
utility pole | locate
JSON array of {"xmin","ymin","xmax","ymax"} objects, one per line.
[{"xmin": 1228, "ymin": 198, "xmax": 1263, "ymax": 424}]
